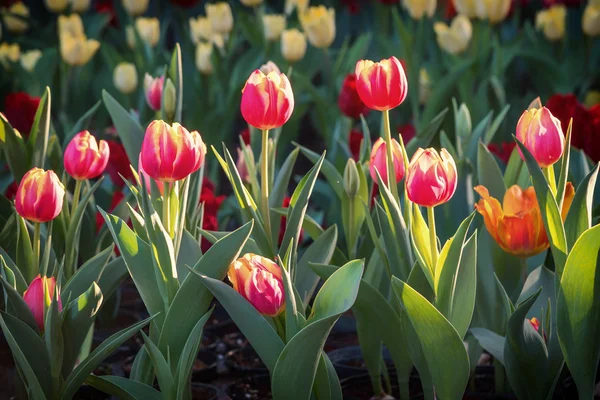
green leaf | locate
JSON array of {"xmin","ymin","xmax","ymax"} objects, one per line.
[
  {"xmin": 96, "ymin": 256, "xmax": 129, "ymax": 302},
  {"xmin": 517, "ymin": 266, "xmax": 555, "ymax": 321},
  {"xmin": 555, "ymin": 121, "xmax": 572, "ymax": 211},
  {"xmin": 470, "ymin": 328, "xmax": 505, "ymax": 364},
  {"xmin": 175, "ymin": 230, "xmax": 201, "ymax": 282},
  {"xmin": 407, "ymin": 108, "xmax": 449, "ymax": 156},
  {"xmin": 61, "ymin": 245, "xmax": 113, "ymax": 304},
  {"xmin": 557, "ymin": 224, "xmax": 600, "ymax": 399},
  {"xmin": 270, "ymin": 147, "xmax": 300, "ymax": 242},
  {"xmin": 16, "ymin": 215, "xmax": 35, "ymax": 284},
  {"xmin": 27, "ymin": 87, "xmax": 51, "ymax": 168},
  {"xmin": 45, "ymin": 290, "xmax": 63, "ymax": 389},
  {"xmin": 141, "ymin": 332, "xmax": 175, "ymax": 397},
  {"xmin": 477, "ymin": 141, "xmax": 506, "ymax": 201},
  {"xmin": 0, "ymin": 112, "xmax": 29, "ymax": 181},
  {"xmin": 167, "ymin": 44, "xmax": 183, "ymax": 123},
  {"xmin": 483, "ymin": 105, "xmax": 510, "ymax": 145},
  {"xmin": 0, "ymin": 275, "xmax": 38, "ymax": 331},
  {"xmin": 86, "ymin": 375, "xmax": 162, "ymax": 400},
  {"xmin": 410, "ymin": 203, "xmax": 433, "ymax": 285},
  {"xmin": 564, "ymin": 164, "xmax": 599, "ymax": 250},
  {"xmin": 296, "ymin": 143, "xmax": 344, "ymax": 199},
  {"xmin": 64, "ymin": 101, "xmax": 102, "ymax": 146}
]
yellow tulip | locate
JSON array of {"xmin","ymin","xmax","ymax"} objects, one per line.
[
  {"xmin": 60, "ymin": 35, "xmax": 100, "ymax": 66},
  {"xmin": 281, "ymin": 28, "xmax": 307, "ymax": 63},
  {"xmin": 299, "ymin": 6, "xmax": 335, "ymax": 48},
  {"xmin": 122, "ymin": 0, "xmax": 149, "ymax": 16},
  {"xmin": 240, "ymin": 0, "xmax": 263, "ymax": 7},
  {"xmin": 189, "ymin": 16, "xmax": 212, "ymax": 44},
  {"xmin": 583, "ymin": 4, "xmax": 600, "ymax": 36},
  {"xmin": 0, "ymin": 42, "xmax": 20, "ymax": 67},
  {"xmin": 206, "ymin": 2, "xmax": 233, "ymax": 35},
  {"xmin": 20, "ymin": 49, "xmax": 42, "ymax": 72},
  {"xmin": 536, "ymin": 5, "xmax": 566, "ymax": 41},
  {"xmin": 135, "ymin": 17, "xmax": 160, "ymax": 47},
  {"xmin": 403, "ymin": 0, "xmax": 436, "ymax": 20},
  {"xmin": 263, "ymin": 14, "xmax": 286, "ymax": 41},
  {"xmin": 474, "ymin": 0, "xmax": 510, "ymax": 24},
  {"xmin": 113, "ymin": 62, "xmax": 138, "ymax": 94},
  {"xmin": 433, "ymin": 14, "xmax": 472, "ymax": 55},
  {"xmin": 2, "ymin": 2, "xmax": 29, "ymax": 33},
  {"xmin": 419, "ymin": 68, "xmax": 431, "ymax": 105},
  {"xmin": 453, "ymin": 0, "xmax": 477, "ymax": 18},
  {"xmin": 58, "ymin": 14, "xmax": 85, "ymax": 39},
  {"xmin": 210, "ymin": 33, "xmax": 225, "ymax": 52},
  {"xmin": 195, "ymin": 42, "xmax": 213, "ymax": 75},
  {"xmin": 70, "ymin": 0, "xmax": 91, "ymax": 13},
  {"xmin": 285, "ymin": 0, "xmax": 309, "ymax": 15},
  {"xmin": 45, "ymin": 0, "xmax": 68, "ymax": 13}
]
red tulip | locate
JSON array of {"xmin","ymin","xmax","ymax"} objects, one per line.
[
  {"xmin": 15, "ymin": 168, "xmax": 65, "ymax": 223},
  {"xmin": 369, "ymin": 137, "xmax": 405, "ymax": 184},
  {"xmin": 240, "ymin": 70, "xmax": 294, "ymax": 130},
  {"xmin": 240, "ymin": 128, "xmax": 251, "ymax": 145},
  {"xmin": 64, "ymin": 131, "xmax": 110, "ymax": 180},
  {"xmin": 144, "ymin": 74, "xmax": 164, "ymax": 111},
  {"xmin": 546, "ymin": 94, "xmax": 592, "ymax": 150},
  {"xmin": 406, "ymin": 148, "xmax": 457, "ymax": 207},
  {"xmin": 355, "ymin": 56, "xmax": 408, "ymax": 111},
  {"xmin": 516, "ymin": 106, "xmax": 564, "ymax": 168},
  {"xmin": 278, "ymin": 196, "xmax": 304, "ymax": 246},
  {"xmin": 105, "ymin": 140, "xmax": 135, "ymax": 187},
  {"xmin": 349, "ymin": 130, "xmax": 363, "ymax": 161},
  {"xmin": 23, "ymin": 275, "xmax": 62, "ymax": 331},
  {"xmin": 2, "ymin": 92, "xmax": 40, "ymax": 137},
  {"xmin": 138, "ymin": 153, "xmax": 164, "ymax": 194},
  {"xmin": 96, "ymin": 189, "xmax": 125, "ymax": 233},
  {"xmin": 338, "ymin": 74, "xmax": 370, "ymax": 119},
  {"xmin": 487, "ymin": 142, "xmax": 516, "ymax": 165},
  {"xmin": 200, "ymin": 178, "xmax": 225, "ymax": 253},
  {"xmin": 586, "ymin": 105, "xmax": 600, "ymax": 163},
  {"xmin": 140, "ymin": 120, "xmax": 206, "ymax": 183},
  {"xmin": 398, "ymin": 123, "xmax": 416, "ymax": 144}
]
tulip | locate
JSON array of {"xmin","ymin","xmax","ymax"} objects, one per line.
[
  {"xmin": 113, "ymin": 62, "xmax": 138, "ymax": 94},
  {"xmin": 0, "ymin": 42, "xmax": 20, "ymax": 65},
  {"xmin": 474, "ymin": 0, "xmax": 510, "ymax": 24},
  {"xmin": 535, "ymin": 5, "xmax": 566, "ymax": 41},
  {"xmin": 515, "ymin": 106, "xmax": 564, "ymax": 168},
  {"xmin": 280, "ymin": 28, "xmax": 307, "ymax": 63},
  {"xmin": 20, "ymin": 49, "xmax": 42, "ymax": 72},
  {"xmin": 227, "ymin": 253, "xmax": 285, "ymax": 317},
  {"xmin": 240, "ymin": 70, "xmax": 294, "ymax": 130},
  {"xmin": 140, "ymin": 120, "xmax": 206, "ymax": 182},
  {"xmin": 259, "ymin": 61, "xmax": 281, "ymax": 75},
  {"xmin": 138, "ymin": 153, "xmax": 164, "ymax": 194},
  {"xmin": 2, "ymin": 2, "xmax": 29, "ymax": 33},
  {"xmin": 58, "ymin": 14, "xmax": 85, "ymax": 38},
  {"xmin": 285, "ymin": 0, "xmax": 309, "ymax": 15},
  {"xmin": 241, "ymin": 0, "xmax": 263, "ymax": 7},
  {"xmin": 23, "ymin": 275, "xmax": 62, "ymax": 331},
  {"xmin": 453, "ymin": 0, "xmax": 477, "ymax": 18},
  {"xmin": 583, "ymin": 4, "xmax": 600, "ymax": 36},
  {"xmin": 370, "ymin": 138, "xmax": 405, "ymax": 184},
  {"xmin": 45, "ymin": 0, "xmax": 68, "ymax": 13},
  {"xmin": 144, "ymin": 74, "xmax": 164, "ymax": 111},
  {"xmin": 195, "ymin": 41, "xmax": 214, "ymax": 75},
  {"xmin": 355, "ymin": 56, "xmax": 408, "ymax": 111},
  {"xmin": 529, "ymin": 317, "xmax": 540, "ymax": 332},
  {"xmin": 15, "ymin": 168, "xmax": 65, "ymax": 223},
  {"xmin": 299, "ymin": 6, "xmax": 336, "ymax": 48},
  {"xmin": 135, "ymin": 17, "xmax": 160, "ymax": 47},
  {"xmin": 190, "ymin": 16, "xmax": 212, "ymax": 44},
  {"xmin": 474, "ymin": 183, "xmax": 574, "ymax": 257},
  {"xmin": 403, "ymin": 0, "xmax": 436, "ymax": 19},
  {"xmin": 338, "ymin": 74, "xmax": 370, "ymax": 120},
  {"xmin": 122, "ymin": 0, "xmax": 149, "ymax": 16},
  {"xmin": 434, "ymin": 14, "xmax": 473, "ymax": 55},
  {"xmin": 163, "ymin": 79, "xmax": 176, "ymax": 120},
  {"xmin": 263, "ymin": 14, "xmax": 286, "ymax": 41},
  {"xmin": 60, "ymin": 35, "xmax": 100, "ymax": 66},
  {"xmin": 406, "ymin": 148, "xmax": 457, "ymax": 207},
  {"xmin": 64, "ymin": 131, "xmax": 110, "ymax": 180},
  {"xmin": 70, "ymin": 0, "xmax": 91, "ymax": 12},
  {"xmin": 206, "ymin": 2, "xmax": 234, "ymax": 35}
]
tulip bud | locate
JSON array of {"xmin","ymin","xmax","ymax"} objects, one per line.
[
  {"xmin": 64, "ymin": 131, "xmax": 110, "ymax": 180},
  {"xmin": 474, "ymin": 0, "xmax": 510, "ymax": 24},
  {"xmin": 59, "ymin": 35, "xmax": 100, "ymax": 66},
  {"xmin": 20, "ymin": 49, "xmax": 42, "ymax": 72},
  {"xmin": 113, "ymin": 62, "xmax": 138, "ymax": 94},
  {"xmin": 263, "ymin": 14, "xmax": 286, "ymax": 41},
  {"xmin": 516, "ymin": 106, "xmax": 564, "ymax": 168},
  {"xmin": 453, "ymin": 0, "xmax": 477, "ymax": 18},
  {"xmin": 195, "ymin": 42, "xmax": 214, "ymax": 75},
  {"xmin": 122, "ymin": 0, "xmax": 149, "ymax": 16},
  {"xmin": 2, "ymin": 2, "xmax": 29, "ymax": 33},
  {"xmin": 434, "ymin": 14, "xmax": 472, "ymax": 55},
  {"xmin": 15, "ymin": 168, "xmax": 65, "ymax": 223},
  {"xmin": 338, "ymin": 74, "xmax": 370, "ymax": 120},
  {"xmin": 240, "ymin": 70, "xmax": 294, "ymax": 130},
  {"xmin": 23, "ymin": 275, "xmax": 62, "ymax": 331},
  {"xmin": 140, "ymin": 120, "xmax": 207, "ymax": 182},
  {"xmin": 529, "ymin": 317, "xmax": 540, "ymax": 332},
  {"xmin": 190, "ymin": 16, "xmax": 212, "ymax": 44},
  {"xmin": 70, "ymin": 0, "xmax": 91, "ymax": 13},
  {"xmin": 402, "ymin": 0, "xmax": 436, "ymax": 20},
  {"xmin": 455, "ymin": 103, "xmax": 472, "ymax": 138},
  {"xmin": 406, "ymin": 148, "xmax": 457, "ymax": 207},
  {"xmin": 135, "ymin": 17, "xmax": 160, "ymax": 47},
  {"xmin": 45, "ymin": 0, "xmax": 68, "ymax": 13},
  {"xmin": 355, "ymin": 56, "xmax": 408, "ymax": 111},
  {"xmin": 259, "ymin": 61, "xmax": 281, "ymax": 75},
  {"xmin": 206, "ymin": 2, "xmax": 234, "ymax": 35},
  {"xmin": 58, "ymin": 14, "xmax": 84, "ymax": 38},
  {"xmin": 369, "ymin": 138, "xmax": 405, "ymax": 184},
  {"xmin": 163, "ymin": 78, "xmax": 177, "ymax": 120},
  {"xmin": 280, "ymin": 28, "xmax": 307, "ymax": 63},
  {"xmin": 227, "ymin": 253, "xmax": 285, "ymax": 317},
  {"xmin": 583, "ymin": 4, "xmax": 600, "ymax": 37},
  {"xmin": 236, "ymin": 146, "xmax": 252, "ymax": 184},
  {"xmin": 535, "ymin": 5, "xmax": 566, "ymax": 41},
  {"xmin": 241, "ymin": 0, "xmax": 263, "ymax": 7},
  {"xmin": 299, "ymin": 6, "xmax": 336, "ymax": 48},
  {"xmin": 144, "ymin": 74, "xmax": 164, "ymax": 111},
  {"xmin": 344, "ymin": 159, "xmax": 361, "ymax": 198}
]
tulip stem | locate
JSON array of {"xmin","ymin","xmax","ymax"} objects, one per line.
[
  {"xmin": 261, "ymin": 129, "xmax": 273, "ymax": 246},
  {"xmin": 33, "ymin": 223, "xmax": 41, "ymax": 271},
  {"xmin": 382, "ymin": 109, "xmax": 400, "ymax": 203},
  {"xmin": 71, "ymin": 180, "xmax": 83, "ymax": 217},
  {"xmin": 543, "ymin": 166, "xmax": 557, "ymax": 196},
  {"xmin": 163, "ymin": 182, "xmax": 172, "ymax": 237},
  {"xmin": 427, "ymin": 207, "xmax": 438, "ymax": 269}
]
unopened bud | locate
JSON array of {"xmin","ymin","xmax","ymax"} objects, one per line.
[
  {"xmin": 343, "ymin": 159, "xmax": 360, "ymax": 198},
  {"xmin": 163, "ymin": 78, "xmax": 177, "ymax": 120}
]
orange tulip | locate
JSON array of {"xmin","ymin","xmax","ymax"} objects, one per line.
[
  {"xmin": 15, "ymin": 168, "xmax": 65, "ymax": 223},
  {"xmin": 474, "ymin": 183, "xmax": 574, "ymax": 258},
  {"xmin": 354, "ymin": 56, "xmax": 408, "ymax": 111}
]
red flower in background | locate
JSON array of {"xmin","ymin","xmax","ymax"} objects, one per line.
[
  {"xmin": 339, "ymin": 74, "xmax": 370, "ymax": 120},
  {"xmin": 170, "ymin": 0, "xmax": 199, "ymax": 7},
  {"xmin": 398, "ymin": 123, "xmax": 416, "ymax": 145},
  {"xmin": 443, "ymin": 0, "xmax": 457, "ymax": 18},
  {"xmin": 96, "ymin": 190, "xmax": 125, "ymax": 233},
  {"xmin": 240, "ymin": 128, "xmax": 250, "ymax": 145},
  {"xmin": 278, "ymin": 196, "xmax": 304, "ymax": 246},
  {"xmin": 95, "ymin": 0, "xmax": 118, "ymax": 26},
  {"xmin": 349, "ymin": 130, "xmax": 363, "ymax": 161},
  {"xmin": 2, "ymin": 92, "xmax": 40, "ymax": 137},
  {"xmin": 4, "ymin": 181, "xmax": 18, "ymax": 200},
  {"xmin": 488, "ymin": 142, "xmax": 517, "ymax": 165},
  {"xmin": 543, "ymin": 0, "xmax": 584, "ymax": 7},
  {"xmin": 546, "ymin": 94, "xmax": 592, "ymax": 150},
  {"xmin": 105, "ymin": 140, "xmax": 135, "ymax": 188},
  {"xmin": 586, "ymin": 105, "xmax": 600, "ymax": 163},
  {"xmin": 200, "ymin": 178, "xmax": 226, "ymax": 253},
  {"xmin": 341, "ymin": 0, "xmax": 360, "ymax": 14}
]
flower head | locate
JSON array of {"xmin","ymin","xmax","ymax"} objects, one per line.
[
  {"xmin": 15, "ymin": 168, "xmax": 65, "ymax": 223},
  {"xmin": 355, "ymin": 57, "xmax": 408, "ymax": 111},
  {"xmin": 406, "ymin": 148, "xmax": 457, "ymax": 207},
  {"xmin": 64, "ymin": 131, "xmax": 110, "ymax": 180},
  {"xmin": 240, "ymin": 70, "xmax": 294, "ymax": 130}
]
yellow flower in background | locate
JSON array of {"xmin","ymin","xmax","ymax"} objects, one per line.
[
  {"xmin": 403, "ymin": 0, "xmax": 436, "ymax": 20},
  {"xmin": 135, "ymin": 17, "xmax": 160, "ymax": 47},
  {"xmin": 419, "ymin": 68, "xmax": 431, "ymax": 104},
  {"xmin": 195, "ymin": 41, "xmax": 214, "ymax": 75},
  {"xmin": 210, "ymin": 33, "xmax": 225, "ymax": 51},
  {"xmin": 190, "ymin": 16, "xmax": 212, "ymax": 44},
  {"xmin": 281, "ymin": 28, "xmax": 307, "ymax": 62},
  {"xmin": 536, "ymin": 5, "xmax": 566, "ymax": 41},
  {"xmin": 70, "ymin": 0, "xmax": 91, "ymax": 13},
  {"xmin": 126, "ymin": 26, "xmax": 135, "ymax": 48},
  {"xmin": 206, "ymin": 2, "xmax": 233, "ymax": 35},
  {"xmin": 2, "ymin": 2, "xmax": 29, "ymax": 33},
  {"xmin": 434, "ymin": 14, "xmax": 472, "ymax": 55},
  {"xmin": 58, "ymin": 14, "xmax": 85, "ymax": 38},
  {"xmin": 583, "ymin": 4, "xmax": 600, "ymax": 36},
  {"xmin": 453, "ymin": 0, "xmax": 477, "ymax": 18},
  {"xmin": 0, "ymin": 42, "xmax": 20, "ymax": 66},
  {"xmin": 285, "ymin": 0, "xmax": 309, "ymax": 15},
  {"xmin": 584, "ymin": 90, "xmax": 600, "ymax": 108},
  {"xmin": 60, "ymin": 35, "xmax": 100, "ymax": 66},
  {"xmin": 122, "ymin": 0, "xmax": 149, "ymax": 16},
  {"xmin": 475, "ymin": 0, "xmax": 510, "ymax": 24},
  {"xmin": 20, "ymin": 49, "xmax": 42, "ymax": 72},
  {"xmin": 263, "ymin": 14, "xmax": 286, "ymax": 41},
  {"xmin": 240, "ymin": 0, "xmax": 263, "ymax": 7},
  {"xmin": 45, "ymin": 0, "xmax": 68, "ymax": 13},
  {"xmin": 299, "ymin": 6, "xmax": 335, "ymax": 48},
  {"xmin": 113, "ymin": 62, "xmax": 138, "ymax": 94}
]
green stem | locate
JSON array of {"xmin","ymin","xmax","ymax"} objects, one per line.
[
  {"xmin": 261, "ymin": 129, "xmax": 273, "ymax": 246},
  {"xmin": 71, "ymin": 180, "xmax": 83, "ymax": 218},
  {"xmin": 543, "ymin": 166, "xmax": 557, "ymax": 196},
  {"xmin": 382, "ymin": 109, "xmax": 400, "ymax": 203},
  {"xmin": 163, "ymin": 182, "xmax": 172, "ymax": 237},
  {"xmin": 427, "ymin": 207, "xmax": 438, "ymax": 269},
  {"xmin": 33, "ymin": 223, "xmax": 41, "ymax": 273}
]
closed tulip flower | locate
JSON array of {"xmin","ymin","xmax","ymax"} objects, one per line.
[
  {"xmin": 144, "ymin": 74, "xmax": 164, "ymax": 111},
  {"xmin": 2, "ymin": 2, "xmax": 29, "ymax": 33},
  {"xmin": 113, "ymin": 62, "xmax": 138, "ymax": 94},
  {"xmin": 583, "ymin": 4, "xmax": 600, "ymax": 36},
  {"xmin": 70, "ymin": 0, "xmax": 91, "ymax": 12},
  {"xmin": 138, "ymin": 154, "xmax": 164, "ymax": 194},
  {"xmin": 190, "ymin": 16, "xmax": 212, "ymax": 44},
  {"xmin": 338, "ymin": 74, "xmax": 370, "ymax": 119},
  {"xmin": 15, "ymin": 168, "xmax": 65, "ymax": 223},
  {"xmin": 536, "ymin": 5, "xmax": 566, "ymax": 41},
  {"xmin": 474, "ymin": 0, "xmax": 510, "ymax": 24},
  {"xmin": 195, "ymin": 41, "xmax": 214, "ymax": 75},
  {"xmin": 122, "ymin": 0, "xmax": 149, "ymax": 16},
  {"xmin": 370, "ymin": 137, "xmax": 405, "ymax": 184},
  {"xmin": 23, "ymin": 275, "xmax": 62, "ymax": 331},
  {"xmin": 140, "ymin": 120, "xmax": 207, "ymax": 182},
  {"xmin": 64, "ymin": 131, "xmax": 110, "ymax": 180},
  {"xmin": 355, "ymin": 56, "xmax": 408, "ymax": 111},
  {"xmin": 206, "ymin": 2, "xmax": 234, "ymax": 35},
  {"xmin": 58, "ymin": 14, "xmax": 85, "ymax": 38},
  {"xmin": 406, "ymin": 148, "xmax": 457, "ymax": 207},
  {"xmin": 60, "ymin": 35, "xmax": 100, "ymax": 66},
  {"xmin": 263, "ymin": 14, "xmax": 286, "ymax": 41},
  {"xmin": 241, "ymin": 0, "xmax": 263, "ymax": 7},
  {"xmin": 434, "ymin": 14, "xmax": 472, "ymax": 54},
  {"xmin": 516, "ymin": 106, "xmax": 564, "ymax": 168},
  {"xmin": 474, "ymin": 183, "xmax": 574, "ymax": 257},
  {"xmin": 135, "ymin": 17, "xmax": 160, "ymax": 47},
  {"xmin": 240, "ymin": 69, "xmax": 294, "ymax": 130},
  {"xmin": 20, "ymin": 49, "xmax": 42, "ymax": 72},
  {"xmin": 453, "ymin": 0, "xmax": 477, "ymax": 18},
  {"xmin": 403, "ymin": 0, "xmax": 436, "ymax": 19},
  {"xmin": 227, "ymin": 253, "xmax": 285, "ymax": 317},
  {"xmin": 45, "ymin": 0, "xmax": 68, "ymax": 13},
  {"xmin": 281, "ymin": 28, "xmax": 307, "ymax": 63},
  {"xmin": 299, "ymin": 6, "xmax": 336, "ymax": 48}
]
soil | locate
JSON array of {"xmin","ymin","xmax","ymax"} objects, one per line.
[
  {"xmin": 341, "ymin": 373, "xmax": 424, "ymax": 400},
  {"xmin": 228, "ymin": 375, "xmax": 272, "ymax": 400},
  {"xmin": 191, "ymin": 383, "xmax": 219, "ymax": 399},
  {"xmin": 323, "ymin": 331, "xmax": 359, "ymax": 352},
  {"xmin": 227, "ymin": 347, "xmax": 267, "ymax": 372}
]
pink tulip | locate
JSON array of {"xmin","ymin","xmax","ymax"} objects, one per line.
[
  {"xmin": 240, "ymin": 70, "xmax": 294, "ymax": 130},
  {"xmin": 23, "ymin": 275, "xmax": 62, "ymax": 331},
  {"xmin": 355, "ymin": 56, "xmax": 408, "ymax": 111},
  {"xmin": 406, "ymin": 148, "xmax": 457, "ymax": 207},
  {"xmin": 369, "ymin": 137, "xmax": 405, "ymax": 184},
  {"xmin": 64, "ymin": 131, "xmax": 110, "ymax": 180},
  {"xmin": 144, "ymin": 73, "xmax": 164, "ymax": 111},
  {"xmin": 15, "ymin": 168, "xmax": 65, "ymax": 223},
  {"xmin": 516, "ymin": 106, "xmax": 564, "ymax": 168}
]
